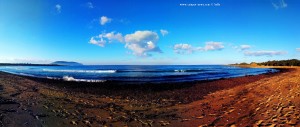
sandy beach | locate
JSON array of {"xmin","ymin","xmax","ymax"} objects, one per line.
[{"xmin": 0, "ymin": 67, "xmax": 299, "ymax": 127}]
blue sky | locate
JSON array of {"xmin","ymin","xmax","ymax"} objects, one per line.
[{"xmin": 0, "ymin": 0, "xmax": 299, "ymax": 65}]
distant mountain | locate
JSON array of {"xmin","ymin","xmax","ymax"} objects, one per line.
[{"xmin": 51, "ymin": 61, "xmax": 83, "ymax": 66}]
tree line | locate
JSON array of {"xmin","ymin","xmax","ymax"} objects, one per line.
[
  {"xmin": 233, "ymin": 59, "xmax": 300, "ymax": 66},
  {"xmin": 258, "ymin": 59, "xmax": 300, "ymax": 66}
]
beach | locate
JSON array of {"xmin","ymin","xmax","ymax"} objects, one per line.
[{"xmin": 0, "ymin": 67, "xmax": 299, "ymax": 126}]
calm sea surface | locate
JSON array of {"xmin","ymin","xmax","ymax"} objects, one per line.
[{"xmin": 0, "ymin": 65, "xmax": 277, "ymax": 83}]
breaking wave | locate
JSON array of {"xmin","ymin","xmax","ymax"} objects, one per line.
[
  {"xmin": 62, "ymin": 76, "xmax": 106, "ymax": 82},
  {"xmin": 43, "ymin": 69, "xmax": 116, "ymax": 73},
  {"xmin": 116, "ymin": 69, "xmax": 204, "ymax": 73}
]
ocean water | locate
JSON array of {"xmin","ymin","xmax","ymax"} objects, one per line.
[{"xmin": 0, "ymin": 65, "xmax": 277, "ymax": 83}]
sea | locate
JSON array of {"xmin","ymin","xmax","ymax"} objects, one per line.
[{"xmin": 0, "ymin": 65, "xmax": 278, "ymax": 83}]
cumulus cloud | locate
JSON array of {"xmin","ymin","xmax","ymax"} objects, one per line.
[
  {"xmin": 86, "ymin": 2, "xmax": 94, "ymax": 8},
  {"xmin": 296, "ymin": 48, "xmax": 300, "ymax": 52},
  {"xmin": 173, "ymin": 44, "xmax": 193, "ymax": 54},
  {"xmin": 272, "ymin": 0, "xmax": 287, "ymax": 9},
  {"xmin": 244, "ymin": 50, "xmax": 287, "ymax": 56},
  {"xmin": 100, "ymin": 16, "xmax": 112, "ymax": 25},
  {"xmin": 232, "ymin": 44, "xmax": 251, "ymax": 51},
  {"xmin": 89, "ymin": 36, "xmax": 106, "ymax": 47},
  {"xmin": 160, "ymin": 29, "xmax": 169, "ymax": 36},
  {"xmin": 55, "ymin": 4, "xmax": 61, "ymax": 13},
  {"xmin": 124, "ymin": 30, "xmax": 162, "ymax": 56},
  {"xmin": 89, "ymin": 30, "xmax": 162, "ymax": 57},
  {"xmin": 103, "ymin": 32, "xmax": 124, "ymax": 42},
  {"xmin": 204, "ymin": 42, "xmax": 224, "ymax": 51},
  {"xmin": 240, "ymin": 45, "xmax": 251, "ymax": 50},
  {"xmin": 173, "ymin": 42, "xmax": 224, "ymax": 54},
  {"xmin": 200, "ymin": 42, "xmax": 224, "ymax": 51},
  {"xmin": 125, "ymin": 31, "xmax": 158, "ymax": 43},
  {"xmin": 89, "ymin": 32, "xmax": 123, "ymax": 47}
]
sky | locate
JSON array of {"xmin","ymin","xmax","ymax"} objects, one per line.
[{"xmin": 0, "ymin": 0, "xmax": 300, "ymax": 65}]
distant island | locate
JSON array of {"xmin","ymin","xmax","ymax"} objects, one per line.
[
  {"xmin": 0, "ymin": 63, "xmax": 59, "ymax": 66},
  {"xmin": 0, "ymin": 61, "xmax": 82, "ymax": 66},
  {"xmin": 51, "ymin": 61, "xmax": 83, "ymax": 66}
]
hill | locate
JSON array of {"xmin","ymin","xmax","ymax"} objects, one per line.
[
  {"xmin": 51, "ymin": 61, "xmax": 83, "ymax": 66},
  {"xmin": 231, "ymin": 59, "xmax": 300, "ymax": 66}
]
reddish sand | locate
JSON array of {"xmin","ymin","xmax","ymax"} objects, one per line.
[
  {"xmin": 171, "ymin": 68, "xmax": 300, "ymax": 127},
  {"xmin": 0, "ymin": 68, "xmax": 299, "ymax": 127}
]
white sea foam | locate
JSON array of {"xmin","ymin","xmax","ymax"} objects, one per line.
[
  {"xmin": 4, "ymin": 67, "xmax": 24, "ymax": 70},
  {"xmin": 46, "ymin": 76, "xmax": 60, "ymax": 80},
  {"xmin": 0, "ymin": 70, "xmax": 20, "ymax": 75},
  {"xmin": 43, "ymin": 69, "xmax": 116, "ymax": 73},
  {"xmin": 62, "ymin": 76, "xmax": 106, "ymax": 82},
  {"xmin": 0, "ymin": 70, "xmax": 35, "ymax": 77},
  {"xmin": 174, "ymin": 70, "xmax": 185, "ymax": 72},
  {"xmin": 19, "ymin": 73, "xmax": 35, "ymax": 77}
]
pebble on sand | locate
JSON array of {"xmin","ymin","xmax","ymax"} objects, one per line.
[{"xmin": 70, "ymin": 120, "xmax": 77, "ymax": 125}]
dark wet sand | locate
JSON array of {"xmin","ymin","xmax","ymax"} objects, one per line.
[{"xmin": 0, "ymin": 68, "xmax": 296, "ymax": 127}]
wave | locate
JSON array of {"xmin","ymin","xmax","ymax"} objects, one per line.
[
  {"xmin": 162, "ymin": 71, "xmax": 229, "ymax": 78},
  {"xmin": 0, "ymin": 70, "xmax": 37, "ymax": 77},
  {"xmin": 62, "ymin": 76, "xmax": 106, "ymax": 82},
  {"xmin": 205, "ymin": 71, "xmax": 229, "ymax": 75},
  {"xmin": 42, "ymin": 68, "xmax": 205, "ymax": 73},
  {"xmin": 174, "ymin": 69, "xmax": 204, "ymax": 72},
  {"xmin": 116, "ymin": 69, "xmax": 204, "ymax": 73},
  {"xmin": 46, "ymin": 76, "xmax": 61, "ymax": 80},
  {"xmin": 4, "ymin": 67, "xmax": 25, "ymax": 70},
  {"xmin": 43, "ymin": 69, "xmax": 116, "ymax": 73},
  {"xmin": 103, "ymin": 73, "xmax": 202, "ymax": 79},
  {"xmin": 19, "ymin": 73, "xmax": 36, "ymax": 77},
  {"xmin": 161, "ymin": 74, "xmax": 199, "ymax": 78},
  {"xmin": 0, "ymin": 67, "xmax": 276, "ymax": 83}
]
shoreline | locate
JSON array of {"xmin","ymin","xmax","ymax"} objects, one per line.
[
  {"xmin": 0, "ymin": 64, "xmax": 278, "ymax": 84},
  {"xmin": 3, "ymin": 65, "xmax": 283, "ymax": 85},
  {"xmin": 0, "ymin": 67, "xmax": 297, "ymax": 126},
  {"xmin": 14, "ymin": 67, "xmax": 287, "ymax": 104},
  {"xmin": 229, "ymin": 64, "xmax": 300, "ymax": 68},
  {"xmin": 0, "ymin": 63, "xmax": 61, "ymax": 66}
]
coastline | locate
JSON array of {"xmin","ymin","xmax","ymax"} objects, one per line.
[
  {"xmin": 229, "ymin": 64, "xmax": 300, "ymax": 68},
  {"xmin": 0, "ymin": 63, "xmax": 61, "ymax": 66},
  {"xmin": 0, "ymin": 67, "xmax": 297, "ymax": 126}
]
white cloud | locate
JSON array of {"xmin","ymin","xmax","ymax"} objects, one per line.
[
  {"xmin": 89, "ymin": 36, "xmax": 106, "ymax": 47},
  {"xmin": 244, "ymin": 50, "xmax": 287, "ymax": 56},
  {"xmin": 124, "ymin": 30, "xmax": 162, "ymax": 56},
  {"xmin": 232, "ymin": 44, "xmax": 251, "ymax": 52},
  {"xmin": 100, "ymin": 16, "xmax": 112, "ymax": 25},
  {"xmin": 87, "ymin": 2, "xmax": 94, "ymax": 8},
  {"xmin": 240, "ymin": 45, "xmax": 251, "ymax": 50},
  {"xmin": 125, "ymin": 31, "xmax": 158, "ymax": 43},
  {"xmin": 89, "ymin": 30, "xmax": 162, "ymax": 57},
  {"xmin": 173, "ymin": 44, "xmax": 193, "ymax": 54},
  {"xmin": 272, "ymin": 0, "xmax": 287, "ymax": 9},
  {"xmin": 200, "ymin": 42, "xmax": 224, "ymax": 51},
  {"xmin": 160, "ymin": 29, "xmax": 169, "ymax": 36},
  {"xmin": 55, "ymin": 4, "xmax": 61, "ymax": 13},
  {"xmin": 103, "ymin": 32, "xmax": 124, "ymax": 42},
  {"xmin": 173, "ymin": 41, "xmax": 224, "ymax": 54},
  {"xmin": 89, "ymin": 32, "xmax": 123, "ymax": 47}
]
